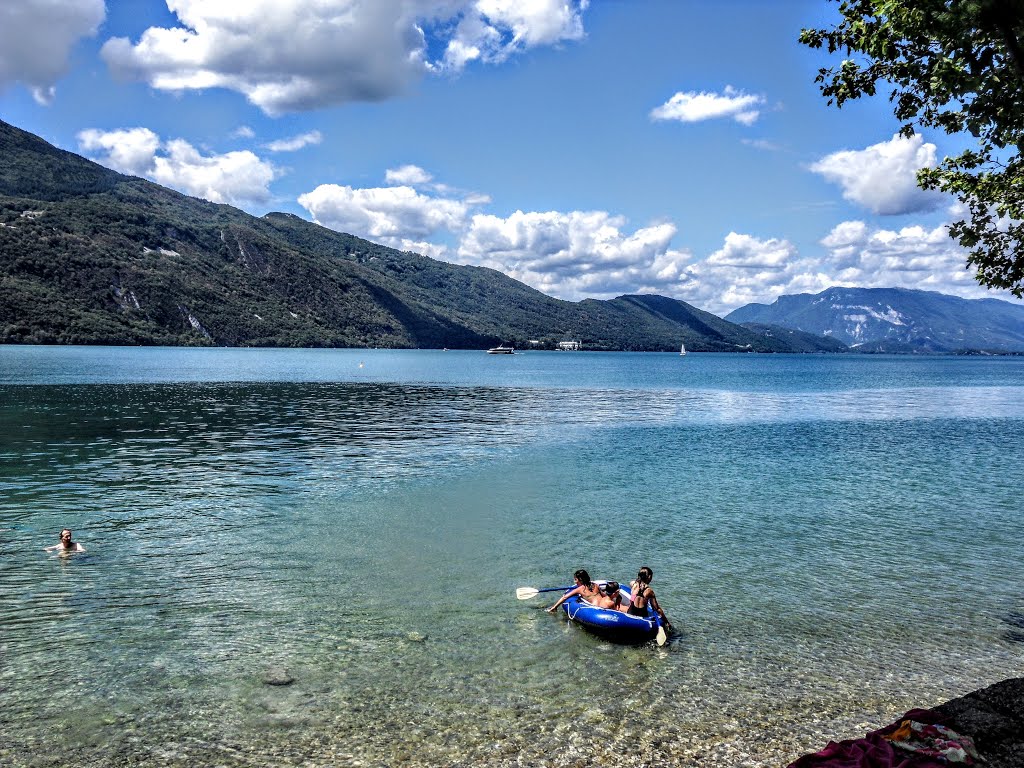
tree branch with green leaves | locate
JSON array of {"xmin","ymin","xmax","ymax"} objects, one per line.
[{"xmin": 800, "ymin": 0, "xmax": 1024, "ymax": 296}]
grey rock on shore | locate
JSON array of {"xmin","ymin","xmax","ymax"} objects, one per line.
[{"xmin": 932, "ymin": 677, "xmax": 1024, "ymax": 767}]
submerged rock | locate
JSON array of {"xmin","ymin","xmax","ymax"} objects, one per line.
[{"xmin": 263, "ymin": 667, "xmax": 295, "ymax": 686}]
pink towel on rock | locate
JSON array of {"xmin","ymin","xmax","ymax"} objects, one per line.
[{"xmin": 786, "ymin": 709, "xmax": 964, "ymax": 768}]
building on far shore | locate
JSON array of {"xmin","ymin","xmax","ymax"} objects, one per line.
[{"xmin": 557, "ymin": 340, "xmax": 581, "ymax": 351}]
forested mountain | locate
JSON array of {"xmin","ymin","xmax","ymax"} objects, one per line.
[
  {"xmin": 0, "ymin": 118, "xmax": 841, "ymax": 352},
  {"xmin": 727, "ymin": 287, "xmax": 1024, "ymax": 353}
]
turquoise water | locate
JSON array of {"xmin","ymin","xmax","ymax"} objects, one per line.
[{"xmin": 1, "ymin": 347, "xmax": 1022, "ymax": 767}]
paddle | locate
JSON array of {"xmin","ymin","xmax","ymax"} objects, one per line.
[
  {"xmin": 656, "ymin": 624, "xmax": 667, "ymax": 646},
  {"xmin": 515, "ymin": 585, "xmax": 573, "ymax": 600}
]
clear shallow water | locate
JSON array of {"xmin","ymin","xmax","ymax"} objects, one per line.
[{"xmin": 1, "ymin": 347, "xmax": 1022, "ymax": 767}]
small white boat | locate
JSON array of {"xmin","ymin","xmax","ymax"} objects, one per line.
[
  {"xmin": 680, "ymin": 343, "xmax": 686, "ymax": 356},
  {"xmin": 487, "ymin": 344, "xmax": 515, "ymax": 354}
]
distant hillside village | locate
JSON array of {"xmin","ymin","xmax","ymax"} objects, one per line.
[{"xmin": 522, "ymin": 340, "xmax": 582, "ymax": 350}]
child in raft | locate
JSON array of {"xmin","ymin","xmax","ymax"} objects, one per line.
[
  {"xmin": 546, "ymin": 569, "xmax": 601, "ymax": 612},
  {"xmin": 626, "ymin": 566, "xmax": 673, "ymax": 632},
  {"xmin": 590, "ymin": 581, "xmax": 624, "ymax": 610}
]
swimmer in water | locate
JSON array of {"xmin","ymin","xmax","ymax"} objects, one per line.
[{"xmin": 44, "ymin": 528, "xmax": 85, "ymax": 553}]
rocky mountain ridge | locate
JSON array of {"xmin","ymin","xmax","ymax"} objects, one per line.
[{"xmin": 727, "ymin": 286, "xmax": 1024, "ymax": 353}]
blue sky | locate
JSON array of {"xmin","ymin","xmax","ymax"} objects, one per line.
[{"xmin": 1, "ymin": 0, "xmax": 1016, "ymax": 316}]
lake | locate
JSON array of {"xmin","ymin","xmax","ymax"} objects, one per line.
[{"xmin": 1, "ymin": 346, "xmax": 1022, "ymax": 767}]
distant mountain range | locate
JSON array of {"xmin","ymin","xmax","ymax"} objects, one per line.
[
  {"xmin": 0, "ymin": 118, "xmax": 841, "ymax": 353},
  {"xmin": 3, "ymin": 118, "xmax": 1020, "ymax": 354},
  {"xmin": 726, "ymin": 287, "xmax": 1024, "ymax": 353}
]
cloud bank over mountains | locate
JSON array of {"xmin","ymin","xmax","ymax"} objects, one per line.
[
  {"xmin": 295, "ymin": 175, "xmax": 986, "ymax": 316},
  {"xmin": 78, "ymin": 127, "xmax": 277, "ymax": 206},
  {"xmin": 298, "ymin": 178, "xmax": 476, "ymax": 259},
  {"xmin": 5, "ymin": 1, "xmax": 1015, "ymax": 316},
  {"xmin": 74, "ymin": 120, "xmax": 989, "ymax": 316}
]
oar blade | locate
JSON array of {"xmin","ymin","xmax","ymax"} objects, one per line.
[
  {"xmin": 656, "ymin": 625, "xmax": 667, "ymax": 646},
  {"xmin": 516, "ymin": 585, "xmax": 573, "ymax": 599}
]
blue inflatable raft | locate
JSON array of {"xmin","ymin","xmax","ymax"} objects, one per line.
[{"xmin": 559, "ymin": 582, "xmax": 663, "ymax": 644}]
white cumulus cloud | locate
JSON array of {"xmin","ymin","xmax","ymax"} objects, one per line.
[
  {"xmin": 817, "ymin": 219, "xmax": 991, "ymax": 296},
  {"xmin": 454, "ymin": 210, "xmax": 694, "ymax": 300},
  {"xmin": 441, "ymin": 0, "xmax": 588, "ymax": 70},
  {"xmin": 385, "ymin": 164, "xmax": 433, "ymax": 186},
  {"xmin": 678, "ymin": 233, "xmax": 828, "ymax": 315},
  {"xmin": 77, "ymin": 127, "xmax": 162, "ymax": 176},
  {"xmin": 0, "ymin": 0, "xmax": 105, "ymax": 104},
  {"xmin": 809, "ymin": 133, "xmax": 947, "ymax": 215},
  {"xmin": 650, "ymin": 85, "xmax": 764, "ymax": 125},
  {"xmin": 705, "ymin": 232, "xmax": 795, "ymax": 269},
  {"xmin": 297, "ymin": 182, "xmax": 475, "ymax": 254},
  {"xmin": 100, "ymin": 0, "xmax": 589, "ymax": 115},
  {"xmin": 264, "ymin": 130, "xmax": 322, "ymax": 152},
  {"xmin": 77, "ymin": 127, "xmax": 277, "ymax": 206},
  {"xmin": 451, "ymin": 214, "xmax": 832, "ymax": 314}
]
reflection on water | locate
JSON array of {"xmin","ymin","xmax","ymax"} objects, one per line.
[
  {"xmin": 1, "ymin": 383, "xmax": 547, "ymax": 502},
  {"xmin": 1, "ymin": 353, "xmax": 1023, "ymax": 767}
]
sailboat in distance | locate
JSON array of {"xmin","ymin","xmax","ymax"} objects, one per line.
[{"xmin": 680, "ymin": 342, "xmax": 686, "ymax": 356}]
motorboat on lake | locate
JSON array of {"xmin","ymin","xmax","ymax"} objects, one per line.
[{"xmin": 487, "ymin": 344, "xmax": 515, "ymax": 354}]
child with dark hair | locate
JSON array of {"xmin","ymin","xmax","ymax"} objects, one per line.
[
  {"xmin": 546, "ymin": 569, "xmax": 600, "ymax": 612},
  {"xmin": 627, "ymin": 566, "xmax": 672, "ymax": 632}
]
